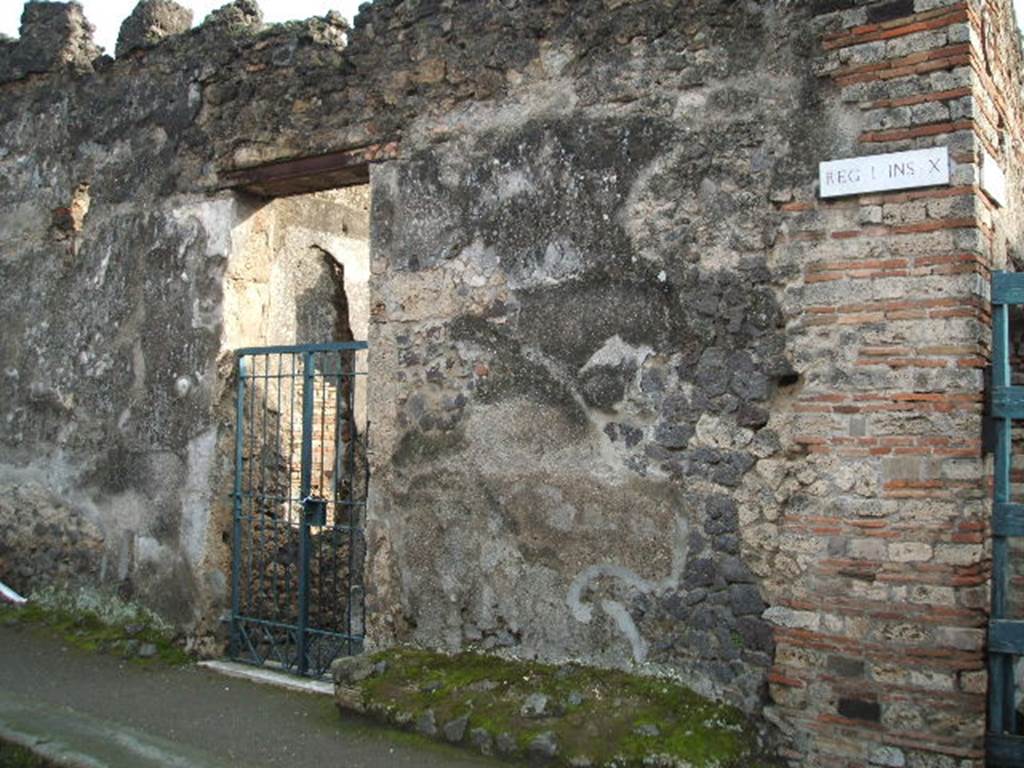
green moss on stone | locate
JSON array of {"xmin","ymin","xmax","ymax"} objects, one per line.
[
  {"xmin": 0, "ymin": 588, "xmax": 190, "ymax": 667},
  {"xmin": 346, "ymin": 647, "xmax": 768, "ymax": 767},
  {"xmin": 0, "ymin": 740, "xmax": 53, "ymax": 767}
]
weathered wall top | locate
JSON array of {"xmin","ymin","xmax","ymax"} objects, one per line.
[
  {"xmin": 0, "ymin": 0, "xmax": 816, "ymax": 185},
  {"xmin": 116, "ymin": 0, "xmax": 194, "ymax": 59},
  {"xmin": 0, "ymin": 1, "xmax": 100, "ymax": 80}
]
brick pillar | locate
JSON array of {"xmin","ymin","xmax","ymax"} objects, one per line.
[{"xmin": 759, "ymin": 1, "xmax": 1020, "ymax": 764}]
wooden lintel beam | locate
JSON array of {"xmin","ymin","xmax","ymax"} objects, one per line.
[{"xmin": 219, "ymin": 141, "xmax": 399, "ymax": 198}]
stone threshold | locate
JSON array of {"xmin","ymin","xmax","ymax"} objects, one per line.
[{"xmin": 198, "ymin": 659, "xmax": 334, "ymax": 696}]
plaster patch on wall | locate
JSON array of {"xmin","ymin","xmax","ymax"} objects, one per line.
[
  {"xmin": 580, "ymin": 335, "xmax": 653, "ymax": 374},
  {"xmin": 494, "ymin": 169, "xmax": 535, "ymax": 201},
  {"xmin": 407, "ymin": 75, "xmax": 580, "ymax": 150},
  {"xmin": 179, "ymin": 427, "xmax": 218, "ymax": 568},
  {"xmin": 170, "ymin": 194, "xmax": 240, "ymax": 262},
  {"xmin": 506, "ymin": 238, "xmax": 584, "ymax": 289}
]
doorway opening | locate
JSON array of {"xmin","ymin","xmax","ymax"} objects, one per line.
[{"xmin": 221, "ymin": 174, "xmax": 372, "ymax": 677}]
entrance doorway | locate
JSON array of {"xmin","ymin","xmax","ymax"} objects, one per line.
[{"xmin": 220, "ymin": 149, "xmax": 381, "ymax": 676}]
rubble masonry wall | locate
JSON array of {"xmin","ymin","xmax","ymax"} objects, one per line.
[{"xmin": 1, "ymin": 1, "xmax": 1021, "ymax": 764}]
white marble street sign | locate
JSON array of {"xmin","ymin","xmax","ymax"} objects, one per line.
[
  {"xmin": 981, "ymin": 148, "xmax": 1008, "ymax": 208},
  {"xmin": 819, "ymin": 146, "xmax": 950, "ymax": 198}
]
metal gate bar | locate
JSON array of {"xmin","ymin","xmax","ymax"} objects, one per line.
[
  {"xmin": 229, "ymin": 341, "xmax": 368, "ymax": 677},
  {"xmin": 989, "ymin": 272, "xmax": 1024, "ymax": 764}
]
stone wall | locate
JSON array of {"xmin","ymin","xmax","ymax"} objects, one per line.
[
  {"xmin": 0, "ymin": 0, "xmax": 1021, "ymax": 764},
  {"xmin": 357, "ymin": 0, "xmax": 827, "ymax": 719},
  {"xmin": 760, "ymin": 2, "xmax": 1021, "ymax": 765},
  {"xmin": 0, "ymin": 0, "xmax": 370, "ymax": 632}
]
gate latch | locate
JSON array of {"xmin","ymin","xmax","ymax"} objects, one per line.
[{"xmin": 301, "ymin": 495, "xmax": 328, "ymax": 526}]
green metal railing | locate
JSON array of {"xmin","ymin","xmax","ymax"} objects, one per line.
[{"xmin": 230, "ymin": 341, "xmax": 368, "ymax": 677}]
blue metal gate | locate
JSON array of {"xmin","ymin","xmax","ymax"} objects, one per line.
[
  {"xmin": 230, "ymin": 342, "xmax": 368, "ymax": 677},
  {"xmin": 989, "ymin": 272, "xmax": 1024, "ymax": 764}
]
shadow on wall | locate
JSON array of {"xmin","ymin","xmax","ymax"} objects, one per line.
[
  {"xmin": 296, "ymin": 246, "xmax": 352, "ymax": 348},
  {"xmin": 302, "ymin": 245, "xmax": 354, "ymax": 345}
]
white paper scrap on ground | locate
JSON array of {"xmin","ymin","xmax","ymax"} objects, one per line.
[{"xmin": 0, "ymin": 580, "xmax": 26, "ymax": 604}]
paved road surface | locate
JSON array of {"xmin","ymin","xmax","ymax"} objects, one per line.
[{"xmin": 0, "ymin": 622, "xmax": 508, "ymax": 768}]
